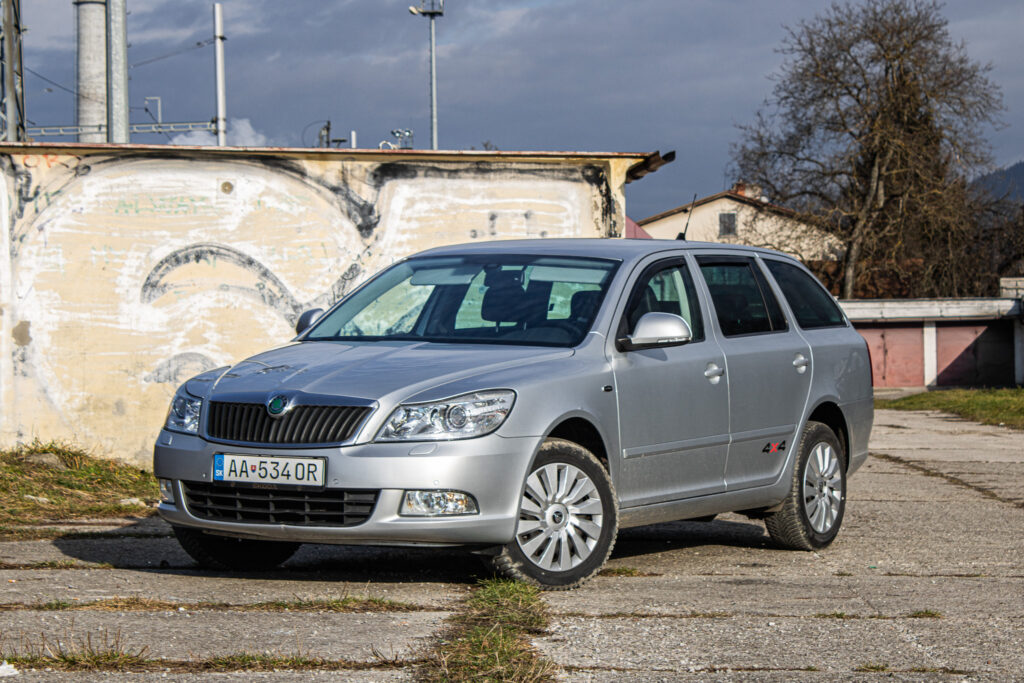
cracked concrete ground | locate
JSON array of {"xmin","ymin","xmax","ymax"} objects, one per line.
[{"xmin": 1, "ymin": 408, "xmax": 1021, "ymax": 680}]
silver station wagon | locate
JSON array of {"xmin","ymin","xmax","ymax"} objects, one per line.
[{"xmin": 154, "ymin": 239, "xmax": 873, "ymax": 589}]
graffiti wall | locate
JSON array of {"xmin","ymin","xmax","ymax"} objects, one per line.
[{"xmin": 0, "ymin": 145, "xmax": 639, "ymax": 466}]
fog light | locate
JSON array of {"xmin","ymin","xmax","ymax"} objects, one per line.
[
  {"xmin": 400, "ymin": 490, "xmax": 478, "ymax": 516},
  {"xmin": 158, "ymin": 478, "xmax": 176, "ymax": 504}
]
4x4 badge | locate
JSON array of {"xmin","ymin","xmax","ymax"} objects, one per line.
[
  {"xmin": 762, "ymin": 440, "xmax": 786, "ymax": 454},
  {"xmin": 266, "ymin": 395, "xmax": 290, "ymax": 418}
]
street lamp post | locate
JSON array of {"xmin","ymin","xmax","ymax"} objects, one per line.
[{"xmin": 409, "ymin": 1, "xmax": 443, "ymax": 150}]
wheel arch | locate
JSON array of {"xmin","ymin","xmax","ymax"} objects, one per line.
[
  {"xmin": 806, "ymin": 401, "xmax": 850, "ymax": 470},
  {"xmin": 545, "ymin": 415, "xmax": 610, "ymax": 473}
]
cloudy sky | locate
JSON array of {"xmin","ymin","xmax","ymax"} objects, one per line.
[{"xmin": 21, "ymin": 0, "xmax": 1024, "ymax": 220}]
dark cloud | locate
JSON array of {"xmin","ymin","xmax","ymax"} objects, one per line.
[{"xmin": 22, "ymin": 0, "xmax": 1023, "ymax": 219}]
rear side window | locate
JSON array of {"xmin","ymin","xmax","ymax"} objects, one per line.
[
  {"xmin": 764, "ymin": 260, "xmax": 846, "ymax": 329},
  {"xmin": 697, "ymin": 257, "xmax": 787, "ymax": 337}
]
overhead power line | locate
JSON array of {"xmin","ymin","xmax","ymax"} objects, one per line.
[{"xmin": 130, "ymin": 37, "xmax": 215, "ymax": 69}]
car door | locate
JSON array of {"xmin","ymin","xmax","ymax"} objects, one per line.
[
  {"xmin": 695, "ymin": 254, "xmax": 812, "ymax": 491},
  {"xmin": 612, "ymin": 256, "xmax": 730, "ymax": 507}
]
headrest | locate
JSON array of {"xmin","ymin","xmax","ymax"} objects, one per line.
[
  {"xmin": 570, "ymin": 290, "xmax": 601, "ymax": 320},
  {"xmin": 481, "ymin": 281, "xmax": 527, "ymax": 323}
]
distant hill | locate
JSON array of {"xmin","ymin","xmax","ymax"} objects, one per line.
[{"xmin": 974, "ymin": 160, "xmax": 1024, "ymax": 202}]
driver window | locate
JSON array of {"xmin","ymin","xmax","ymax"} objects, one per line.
[{"xmin": 623, "ymin": 262, "xmax": 704, "ymax": 342}]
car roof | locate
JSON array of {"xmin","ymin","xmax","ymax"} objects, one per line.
[{"xmin": 413, "ymin": 238, "xmax": 799, "ymax": 266}]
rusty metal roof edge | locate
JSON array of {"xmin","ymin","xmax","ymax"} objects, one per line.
[{"xmin": 0, "ymin": 141, "xmax": 651, "ymax": 161}]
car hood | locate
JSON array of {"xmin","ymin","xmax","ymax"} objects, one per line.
[{"xmin": 192, "ymin": 341, "xmax": 572, "ymax": 404}]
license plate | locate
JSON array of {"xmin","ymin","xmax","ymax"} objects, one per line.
[{"xmin": 213, "ymin": 454, "xmax": 326, "ymax": 487}]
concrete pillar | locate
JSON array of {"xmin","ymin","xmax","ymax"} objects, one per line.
[
  {"xmin": 105, "ymin": 0, "xmax": 128, "ymax": 143},
  {"xmin": 75, "ymin": 0, "xmax": 107, "ymax": 143},
  {"xmin": 923, "ymin": 321, "xmax": 937, "ymax": 387}
]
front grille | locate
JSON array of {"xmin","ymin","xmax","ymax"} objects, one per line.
[
  {"xmin": 206, "ymin": 402, "xmax": 371, "ymax": 445},
  {"xmin": 181, "ymin": 481, "xmax": 378, "ymax": 527}
]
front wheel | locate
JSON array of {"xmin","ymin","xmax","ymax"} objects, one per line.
[
  {"xmin": 765, "ymin": 421, "xmax": 847, "ymax": 550},
  {"xmin": 488, "ymin": 439, "xmax": 618, "ymax": 590}
]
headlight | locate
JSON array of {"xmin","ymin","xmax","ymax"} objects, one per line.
[
  {"xmin": 376, "ymin": 390, "xmax": 515, "ymax": 442},
  {"xmin": 165, "ymin": 393, "xmax": 202, "ymax": 434}
]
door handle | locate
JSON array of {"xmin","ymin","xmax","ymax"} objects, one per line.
[
  {"xmin": 793, "ymin": 353, "xmax": 810, "ymax": 374},
  {"xmin": 704, "ymin": 362, "xmax": 724, "ymax": 384}
]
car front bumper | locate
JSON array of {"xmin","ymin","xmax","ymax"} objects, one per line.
[{"xmin": 153, "ymin": 429, "xmax": 542, "ymax": 546}]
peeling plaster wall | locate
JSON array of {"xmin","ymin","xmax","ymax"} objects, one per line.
[{"xmin": 0, "ymin": 147, "xmax": 634, "ymax": 466}]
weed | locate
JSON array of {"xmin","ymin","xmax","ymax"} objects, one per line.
[
  {"xmin": 855, "ymin": 662, "xmax": 889, "ymax": 672},
  {"xmin": 907, "ymin": 609, "xmax": 942, "ymax": 619},
  {"xmin": 2, "ymin": 627, "xmax": 149, "ymax": 671},
  {"xmin": 815, "ymin": 611, "xmax": 859, "ymax": 619},
  {"xmin": 462, "ymin": 579, "xmax": 550, "ymax": 633},
  {"xmin": 0, "ymin": 440, "xmax": 159, "ymax": 527},
  {"xmin": 424, "ymin": 624, "xmax": 555, "ymax": 683},
  {"xmin": 421, "ymin": 578, "xmax": 557, "ymax": 682},
  {"xmin": 0, "ymin": 596, "xmax": 426, "ymax": 614}
]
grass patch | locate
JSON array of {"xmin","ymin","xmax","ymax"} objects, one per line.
[
  {"xmin": 0, "ymin": 595, "xmax": 426, "ymax": 613},
  {"xmin": 0, "ymin": 526, "xmax": 170, "ymax": 541},
  {"xmin": 597, "ymin": 566, "xmax": 659, "ymax": 578},
  {"xmin": 855, "ymin": 662, "xmax": 890, "ymax": 672},
  {"xmin": 422, "ymin": 578, "xmax": 556, "ymax": 682},
  {"xmin": 461, "ymin": 579, "xmax": 549, "ymax": 633},
  {"xmin": 0, "ymin": 440, "xmax": 158, "ymax": 527},
  {"xmin": 0, "ymin": 559, "xmax": 113, "ymax": 570},
  {"xmin": 1, "ymin": 629, "xmax": 150, "ymax": 671},
  {"xmin": 876, "ymin": 388, "xmax": 1024, "ymax": 429},
  {"xmin": 814, "ymin": 611, "xmax": 859, "ymax": 619},
  {"xmin": 906, "ymin": 609, "xmax": 942, "ymax": 619}
]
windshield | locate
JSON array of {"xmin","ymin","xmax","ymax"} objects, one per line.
[{"xmin": 306, "ymin": 254, "xmax": 620, "ymax": 347}]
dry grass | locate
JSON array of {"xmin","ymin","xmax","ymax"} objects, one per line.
[
  {"xmin": 0, "ymin": 596, "xmax": 426, "ymax": 613},
  {"xmin": 421, "ymin": 578, "xmax": 557, "ymax": 682},
  {"xmin": 597, "ymin": 566, "xmax": 659, "ymax": 577},
  {"xmin": 1, "ymin": 628, "xmax": 150, "ymax": 671},
  {"xmin": 0, "ymin": 440, "xmax": 158, "ymax": 527}
]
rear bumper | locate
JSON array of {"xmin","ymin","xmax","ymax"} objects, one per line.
[{"xmin": 153, "ymin": 430, "xmax": 542, "ymax": 546}]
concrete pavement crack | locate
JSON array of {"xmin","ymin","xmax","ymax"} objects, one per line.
[{"xmin": 871, "ymin": 452, "xmax": 1023, "ymax": 510}]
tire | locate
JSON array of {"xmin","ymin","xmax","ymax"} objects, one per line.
[
  {"xmin": 765, "ymin": 421, "xmax": 846, "ymax": 550},
  {"xmin": 488, "ymin": 439, "xmax": 618, "ymax": 590},
  {"xmin": 173, "ymin": 526, "xmax": 300, "ymax": 571}
]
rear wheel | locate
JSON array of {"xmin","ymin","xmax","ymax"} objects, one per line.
[
  {"xmin": 173, "ymin": 526, "xmax": 300, "ymax": 571},
  {"xmin": 488, "ymin": 439, "xmax": 618, "ymax": 590},
  {"xmin": 765, "ymin": 421, "xmax": 846, "ymax": 550}
]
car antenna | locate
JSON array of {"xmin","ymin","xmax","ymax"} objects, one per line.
[{"xmin": 677, "ymin": 193, "xmax": 698, "ymax": 240}]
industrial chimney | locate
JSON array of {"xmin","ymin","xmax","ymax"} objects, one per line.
[{"xmin": 74, "ymin": 0, "xmax": 106, "ymax": 142}]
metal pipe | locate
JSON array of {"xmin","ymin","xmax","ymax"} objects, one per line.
[
  {"xmin": 429, "ymin": 13, "xmax": 437, "ymax": 150},
  {"xmin": 2, "ymin": 0, "xmax": 23, "ymax": 141},
  {"xmin": 105, "ymin": 0, "xmax": 128, "ymax": 143},
  {"xmin": 213, "ymin": 2, "xmax": 226, "ymax": 146}
]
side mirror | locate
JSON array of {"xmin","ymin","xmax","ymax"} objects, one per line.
[
  {"xmin": 295, "ymin": 308, "xmax": 324, "ymax": 336},
  {"xmin": 619, "ymin": 312, "xmax": 692, "ymax": 351}
]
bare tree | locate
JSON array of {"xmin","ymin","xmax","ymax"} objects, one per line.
[{"xmin": 733, "ymin": 0, "xmax": 1003, "ymax": 298}]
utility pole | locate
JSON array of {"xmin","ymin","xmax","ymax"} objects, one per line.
[
  {"xmin": 106, "ymin": 0, "xmax": 128, "ymax": 142},
  {"xmin": 213, "ymin": 2, "xmax": 226, "ymax": 146},
  {"xmin": 408, "ymin": 1, "xmax": 443, "ymax": 150},
  {"xmin": 1, "ymin": 0, "xmax": 25, "ymax": 142}
]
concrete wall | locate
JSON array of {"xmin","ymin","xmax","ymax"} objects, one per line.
[
  {"xmin": 640, "ymin": 196, "xmax": 842, "ymax": 262},
  {"xmin": 0, "ymin": 144, "xmax": 641, "ymax": 466}
]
